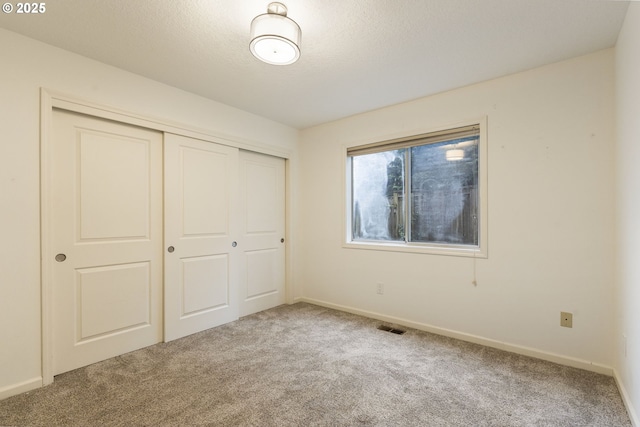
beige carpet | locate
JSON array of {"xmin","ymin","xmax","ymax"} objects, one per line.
[{"xmin": 0, "ymin": 302, "xmax": 631, "ymax": 426}]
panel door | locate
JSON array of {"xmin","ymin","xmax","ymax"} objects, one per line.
[
  {"xmin": 238, "ymin": 150, "xmax": 286, "ymax": 317},
  {"xmin": 164, "ymin": 134, "xmax": 240, "ymax": 341},
  {"xmin": 51, "ymin": 110, "xmax": 163, "ymax": 375}
]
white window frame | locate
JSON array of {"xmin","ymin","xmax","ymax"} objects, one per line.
[{"xmin": 343, "ymin": 117, "xmax": 488, "ymax": 258}]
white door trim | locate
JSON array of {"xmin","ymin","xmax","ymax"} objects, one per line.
[
  {"xmin": 42, "ymin": 89, "xmax": 292, "ymax": 158},
  {"xmin": 40, "ymin": 88, "xmax": 295, "ymax": 385}
]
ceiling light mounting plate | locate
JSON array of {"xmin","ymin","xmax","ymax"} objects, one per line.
[{"xmin": 267, "ymin": 2, "xmax": 288, "ymax": 16}]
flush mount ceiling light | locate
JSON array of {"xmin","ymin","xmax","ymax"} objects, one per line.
[
  {"xmin": 250, "ymin": 2, "xmax": 301, "ymax": 65},
  {"xmin": 446, "ymin": 149, "xmax": 464, "ymax": 161}
]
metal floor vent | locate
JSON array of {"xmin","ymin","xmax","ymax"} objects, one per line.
[{"xmin": 377, "ymin": 325, "xmax": 406, "ymax": 335}]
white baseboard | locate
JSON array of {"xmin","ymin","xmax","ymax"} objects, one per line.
[
  {"xmin": 300, "ymin": 297, "xmax": 613, "ymax": 376},
  {"xmin": 0, "ymin": 377, "xmax": 42, "ymax": 401},
  {"xmin": 614, "ymin": 369, "xmax": 639, "ymax": 427}
]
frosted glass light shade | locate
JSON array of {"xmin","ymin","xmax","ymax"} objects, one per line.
[
  {"xmin": 250, "ymin": 9, "xmax": 301, "ymax": 65},
  {"xmin": 446, "ymin": 149, "xmax": 464, "ymax": 161}
]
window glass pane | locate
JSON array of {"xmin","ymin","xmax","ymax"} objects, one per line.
[
  {"xmin": 352, "ymin": 150, "xmax": 405, "ymax": 241},
  {"xmin": 410, "ymin": 137, "xmax": 478, "ymax": 245}
]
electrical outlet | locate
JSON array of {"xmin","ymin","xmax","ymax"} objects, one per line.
[
  {"xmin": 376, "ymin": 283, "xmax": 384, "ymax": 295},
  {"xmin": 560, "ymin": 312, "xmax": 573, "ymax": 328}
]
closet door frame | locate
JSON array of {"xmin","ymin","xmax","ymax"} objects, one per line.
[{"xmin": 40, "ymin": 89, "xmax": 294, "ymax": 386}]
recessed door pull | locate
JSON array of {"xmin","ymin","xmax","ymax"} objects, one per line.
[
  {"xmin": 281, "ymin": 238, "xmax": 285, "ymax": 243},
  {"xmin": 232, "ymin": 241, "xmax": 237, "ymax": 247},
  {"xmin": 167, "ymin": 246, "xmax": 175, "ymax": 253},
  {"xmin": 55, "ymin": 253, "xmax": 66, "ymax": 262}
]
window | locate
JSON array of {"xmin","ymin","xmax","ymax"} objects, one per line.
[{"xmin": 346, "ymin": 121, "xmax": 486, "ymax": 257}]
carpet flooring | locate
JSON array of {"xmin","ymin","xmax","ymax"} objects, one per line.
[{"xmin": 0, "ymin": 302, "xmax": 632, "ymax": 426}]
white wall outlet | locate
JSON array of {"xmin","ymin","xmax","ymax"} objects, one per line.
[
  {"xmin": 560, "ymin": 312, "xmax": 573, "ymax": 328},
  {"xmin": 376, "ymin": 283, "xmax": 384, "ymax": 295}
]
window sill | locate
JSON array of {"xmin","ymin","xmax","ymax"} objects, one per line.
[{"xmin": 343, "ymin": 240, "xmax": 487, "ymax": 258}]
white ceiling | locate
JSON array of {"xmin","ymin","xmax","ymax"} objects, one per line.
[{"xmin": 0, "ymin": 0, "xmax": 629, "ymax": 129}]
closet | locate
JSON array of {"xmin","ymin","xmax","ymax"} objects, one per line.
[{"xmin": 49, "ymin": 109, "xmax": 285, "ymax": 375}]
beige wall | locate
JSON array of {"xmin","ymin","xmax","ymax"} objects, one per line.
[
  {"xmin": 615, "ymin": 3, "xmax": 640, "ymax": 424},
  {"xmin": 0, "ymin": 28, "xmax": 298, "ymax": 398},
  {"xmin": 298, "ymin": 49, "xmax": 616, "ymax": 372}
]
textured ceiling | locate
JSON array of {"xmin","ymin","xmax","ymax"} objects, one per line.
[{"xmin": 0, "ymin": 0, "xmax": 630, "ymax": 129}]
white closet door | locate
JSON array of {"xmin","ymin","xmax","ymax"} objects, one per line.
[
  {"xmin": 164, "ymin": 134, "xmax": 240, "ymax": 341},
  {"xmin": 238, "ymin": 150, "xmax": 286, "ymax": 317},
  {"xmin": 51, "ymin": 110, "xmax": 163, "ymax": 375}
]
